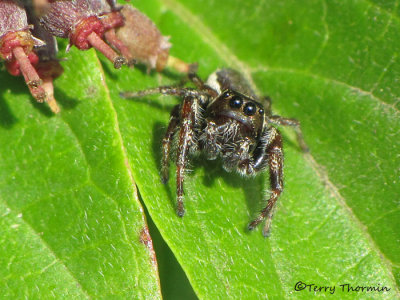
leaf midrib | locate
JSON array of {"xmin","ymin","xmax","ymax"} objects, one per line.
[
  {"xmin": 13, "ymin": 51, "xmax": 162, "ymax": 298},
  {"xmin": 91, "ymin": 53, "xmax": 163, "ymax": 299}
]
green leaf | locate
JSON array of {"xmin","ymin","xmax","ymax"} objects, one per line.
[
  {"xmin": 107, "ymin": 0, "xmax": 400, "ymax": 298},
  {"xmin": 1, "ymin": 0, "xmax": 399, "ymax": 299},
  {"xmin": 0, "ymin": 49, "xmax": 161, "ymax": 298}
]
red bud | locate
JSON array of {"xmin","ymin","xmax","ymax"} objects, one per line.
[
  {"xmin": 0, "ymin": 0, "xmax": 46, "ymax": 101},
  {"xmin": 39, "ymin": 0, "xmax": 126, "ymax": 68}
]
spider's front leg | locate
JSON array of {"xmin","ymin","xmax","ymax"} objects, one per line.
[
  {"xmin": 174, "ymin": 95, "xmax": 199, "ymax": 217},
  {"xmin": 188, "ymin": 72, "xmax": 219, "ymax": 98},
  {"xmin": 120, "ymin": 85, "xmax": 210, "ymax": 107},
  {"xmin": 269, "ymin": 116, "xmax": 309, "ymax": 152},
  {"xmin": 120, "ymin": 86, "xmax": 193, "ymax": 99},
  {"xmin": 161, "ymin": 104, "xmax": 180, "ymax": 183},
  {"xmin": 239, "ymin": 127, "xmax": 284, "ymax": 237}
]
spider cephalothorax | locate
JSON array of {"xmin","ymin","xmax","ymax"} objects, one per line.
[{"xmin": 121, "ymin": 68, "xmax": 307, "ymax": 236}]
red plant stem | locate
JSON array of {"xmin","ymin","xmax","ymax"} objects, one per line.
[
  {"xmin": 28, "ymin": 85, "xmax": 47, "ymax": 102},
  {"xmin": 12, "ymin": 46, "xmax": 42, "ymax": 88},
  {"xmin": 87, "ymin": 32, "xmax": 126, "ymax": 68},
  {"xmin": 104, "ymin": 29, "xmax": 135, "ymax": 67}
]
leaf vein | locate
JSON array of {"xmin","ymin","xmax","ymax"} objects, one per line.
[
  {"xmin": 0, "ymin": 198, "xmax": 91, "ymax": 298},
  {"xmin": 251, "ymin": 66, "xmax": 399, "ymax": 115},
  {"xmin": 334, "ymin": 251, "xmax": 371, "ymax": 284},
  {"xmin": 303, "ymin": 154, "xmax": 399, "ymax": 293},
  {"xmin": 306, "ymin": 0, "xmax": 330, "ymax": 71},
  {"xmin": 365, "ymin": 0, "xmax": 400, "ymax": 23}
]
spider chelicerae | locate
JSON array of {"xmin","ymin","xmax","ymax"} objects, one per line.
[{"xmin": 121, "ymin": 68, "xmax": 308, "ymax": 236}]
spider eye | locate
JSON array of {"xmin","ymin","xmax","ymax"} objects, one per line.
[
  {"xmin": 229, "ymin": 97, "xmax": 243, "ymax": 109},
  {"xmin": 222, "ymin": 91, "xmax": 231, "ymax": 98},
  {"xmin": 243, "ymin": 102, "xmax": 256, "ymax": 116},
  {"xmin": 259, "ymin": 108, "xmax": 264, "ymax": 114}
]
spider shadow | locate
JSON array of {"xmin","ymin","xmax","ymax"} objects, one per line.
[
  {"xmin": 195, "ymin": 157, "xmax": 266, "ymax": 234},
  {"xmin": 151, "ymin": 121, "xmax": 267, "ymax": 230}
]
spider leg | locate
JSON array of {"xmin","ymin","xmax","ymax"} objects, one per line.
[
  {"xmin": 246, "ymin": 127, "xmax": 284, "ymax": 237},
  {"xmin": 269, "ymin": 116, "xmax": 309, "ymax": 152},
  {"xmin": 188, "ymin": 72, "xmax": 205, "ymax": 88},
  {"xmin": 161, "ymin": 104, "xmax": 180, "ymax": 183},
  {"xmin": 236, "ymin": 128, "xmax": 275, "ymax": 176},
  {"xmin": 120, "ymin": 86, "xmax": 192, "ymax": 98},
  {"xmin": 175, "ymin": 95, "xmax": 198, "ymax": 217},
  {"xmin": 120, "ymin": 85, "xmax": 210, "ymax": 105},
  {"xmin": 188, "ymin": 72, "xmax": 219, "ymax": 98}
]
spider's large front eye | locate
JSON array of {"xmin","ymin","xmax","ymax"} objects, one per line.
[
  {"xmin": 243, "ymin": 102, "xmax": 256, "ymax": 116},
  {"xmin": 229, "ymin": 97, "xmax": 243, "ymax": 108}
]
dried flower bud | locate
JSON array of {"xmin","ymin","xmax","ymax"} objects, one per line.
[
  {"xmin": 91, "ymin": 0, "xmax": 115, "ymax": 14},
  {"xmin": 0, "ymin": 0, "xmax": 46, "ymax": 101},
  {"xmin": 115, "ymin": 5, "xmax": 193, "ymax": 73},
  {"xmin": 39, "ymin": 0, "xmax": 126, "ymax": 68},
  {"xmin": 21, "ymin": 0, "xmax": 50, "ymax": 17},
  {"xmin": 115, "ymin": 5, "xmax": 171, "ymax": 72},
  {"xmin": 91, "ymin": 0, "xmax": 135, "ymax": 66}
]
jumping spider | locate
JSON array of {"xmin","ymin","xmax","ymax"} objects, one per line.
[{"xmin": 121, "ymin": 69, "xmax": 308, "ymax": 236}]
